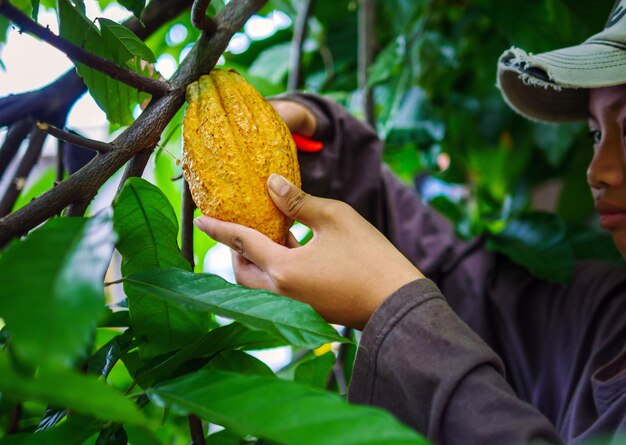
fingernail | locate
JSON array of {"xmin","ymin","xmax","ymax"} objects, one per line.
[
  {"xmin": 268, "ymin": 174, "xmax": 290, "ymax": 197},
  {"xmin": 193, "ymin": 216, "xmax": 211, "ymax": 234}
]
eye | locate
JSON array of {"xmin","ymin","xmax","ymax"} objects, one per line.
[{"xmin": 588, "ymin": 129, "xmax": 601, "ymax": 144}]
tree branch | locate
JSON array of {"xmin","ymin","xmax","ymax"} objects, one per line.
[
  {"xmin": 0, "ymin": 119, "xmax": 32, "ymax": 181},
  {"xmin": 358, "ymin": 0, "xmax": 376, "ymax": 126},
  {"xmin": 0, "ymin": 0, "xmax": 267, "ymax": 247},
  {"xmin": 182, "ymin": 179, "xmax": 196, "ymax": 268},
  {"xmin": 36, "ymin": 122, "xmax": 115, "ymax": 154},
  {"xmin": 0, "ymin": 0, "xmax": 170, "ymax": 97},
  {"xmin": 0, "ymin": 127, "xmax": 47, "ymax": 217},
  {"xmin": 288, "ymin": 0, "xmax": 315, "ymax": 91},
  {"xmin": 191, "ymin": 0, "xmax": 218, "ymax": 34}
]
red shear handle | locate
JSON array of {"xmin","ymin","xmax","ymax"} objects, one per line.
[{"xmin": 292, "ymin": 133, "xmax": 324, "ymax": 153}]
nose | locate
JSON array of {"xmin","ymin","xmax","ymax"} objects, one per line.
[{"xmin": 587, "ymin": 128, "xmax": 626, "ymax": 189}]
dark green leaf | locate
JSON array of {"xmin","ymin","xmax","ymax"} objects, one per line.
[
  {"xmin": 0, "ymin": 351, "xmax": 146, "ymax": 425},
  {"xmin": 99, "ymin": 309, "xmax": 131, "ymax": 328},
  {"xmin": 487, "ymin": 212, "xmax": 574, "ymax": 283},
  {"xmin": 0, "ymin": 415, "xmax": 100, "ymax": 445},
  {"xmin": 87, "ymin": 329, "xmax": 135, "ymax": 379},
  {"xmin": 124, "ymin": 424, "xmax": 165, "ymax": 445},
  {"xmin": 118, "ymin": 0, "xmax": 145, "ymax": 20},
  {"xmin": 96, "ymin": 425, "xmax": 128, "ymax": 445},
  {"xmin": 151, "ymin": 370, "xmax": 429, "ymax": 445},
  {"xmin": 134, "ymin": 322, "xmax": 284, "ymax": 386},
  {"xmin": 207, "ymin": 429, "xmax": 253, "ymax": 445},
  {"xmin": 0, "ymin": 212, "xmax": 114, "ymax": 368},
  {"xmin": 113, "ymin": 178, "xmax": 210, "ymax": 358},
  {"xmin": 99, "ymin": 18, "xmax": 156, "ymax": 63},
  {"xmin": 123, "ymin": 268, "xmax": 345, "ymax": 349},
  {"xmin": 30, "ymin": 0, "xmax": 39, "ymax": 21},
  {"xmin": 294, "ymin": 351, "xmax": 336, "ymax": 389},
  {"xmin": 205, "ymin": 350, "xmax": 275, "ymax": 377}
]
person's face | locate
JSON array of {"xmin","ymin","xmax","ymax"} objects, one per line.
[{"xmin": 587, "ymin": 85, "xmax": 626, "ymax": 259}]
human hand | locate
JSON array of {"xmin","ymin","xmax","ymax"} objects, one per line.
[
  {"xmin": 269, "ymin": 100, "xmax": 317, "ymax": 138},
  {"xmin": 193, "ymin": 174, "xmax": 425, "ymax": 330}
]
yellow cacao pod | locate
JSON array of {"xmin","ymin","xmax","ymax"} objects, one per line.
[{"xmin": 182, "ymin": 69, "xmax": 301, "ymax": 245}]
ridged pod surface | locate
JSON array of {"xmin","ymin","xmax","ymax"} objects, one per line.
[{"xmin": 182, "ymin": 69, "xmax": 301, "ymax": 245}]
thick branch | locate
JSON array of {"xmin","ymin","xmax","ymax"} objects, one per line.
[
  {"xmin": 0, "ymin": 0, "xmax": 268, "ymax": 247},
  {"xmin": 0, "ymin": 0, "xmax": 170, "ymax": 96},
  {"xmin": 358, "ymin": 0, "xmax": 375, "ymax": 126},
  {"xmin": 288, "ymin": 0, "xmax": 315, "ymax": 91},
  {"xmin": 37, "ymin": 122, "xmax": 115, "ymax": 153},
  {"xmin": 0, "ymin": 119, "xmax": 32, "ymax": 181},
  {"xmin": 182, "ymin": 179, "xmax": 195, "ymax": 268},
  {"xmin": 191, "ymin": 0, "xmax": 218, "ymax": 33}
]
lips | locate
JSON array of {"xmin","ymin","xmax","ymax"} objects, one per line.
[{"xmin": 595, "ymin": 201, "xmax": 626, "ymax": 229}]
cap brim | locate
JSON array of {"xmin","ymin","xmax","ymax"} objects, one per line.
[{"xmin": 497, "ymin": 42, "xmax": 626, "ymax": 123}]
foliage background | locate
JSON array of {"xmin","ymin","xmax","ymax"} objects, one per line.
[{"xmin": 0, "ymin": 0, "xmax": 623, "ymax": 443}]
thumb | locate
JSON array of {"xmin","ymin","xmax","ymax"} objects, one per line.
[{"xmin": 267, "ymin": 174, "xmax": 327, "ymax": 227}]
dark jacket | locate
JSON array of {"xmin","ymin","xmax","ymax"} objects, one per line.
[{"xmin": 286, "ymin": 93, "xmax": 626, "ymax": 445}]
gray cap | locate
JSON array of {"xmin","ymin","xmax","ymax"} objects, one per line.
[{"xmin": 497, "ymin": 0, "xmax": 626, "ymax": 123}]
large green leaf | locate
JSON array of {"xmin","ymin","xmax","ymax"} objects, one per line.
[
  {"xmin": 294, "ymin": 351, "xmax": 336, "ymax": 389},
  {"xmin": 205, "ymin": 350, "xmax": 275, "ymax": 377},
  {"xmin": 0, "ymin": 352, "xmax": 145, "ymax": 426},
  {"xmin": 487, "ymin": 212, "xmax": 574, "ymax": 284},
  {"xmin": 133, "ymin": 322, "xmax": 284, "ymax": 386},
  {"xmin": 113, "ymin": 177, "xmax": 210, "ymax": 358},
  {"xmin": 151, "ymin": 370, "xmax": 429, "ymax": 445},
  {"xmin": 99, "ymin": 18, "xmax": 156, "ymax": 63},
  {"xmin": 123, "ymin": 268, "xmax": 345, "ymax": 349},
  {"xmin": 57, "ymin": 0, "xmax": 145, "ymax": 125},
  {"xmin": 0, "ymin": 212, "xmax": 114, "ymax": 368}
]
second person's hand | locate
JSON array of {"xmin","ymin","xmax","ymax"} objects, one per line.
[{"xmin": 194, "ymin": 174, "xmax": 425, "ymax": 330}]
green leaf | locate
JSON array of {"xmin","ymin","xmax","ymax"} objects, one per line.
[
  {"xmin": 113, "ymin": 178, "xmax": 210, "ymax": 358},
  {"xmin": 133, "ymin": 322, "xmax": 284, "ymax": 387},
  {"xmin": 0, "ymin": 212, "xmax": 115, "ymax": 368},
  {"xmin": 487, "ymin": 212, "xmax": 574, "ymax": 284},
  {"xmin": 30, "ymin": 0, "xmax": 40, "ymax": 21},
  {"xmin": 0, "ymin": 352, "xmax": 145, "ymax": 425},
  {"xmin": 151, "ymin": 370, "xmax": 430, "ymax": 445},
  {"xmin": 123, "ymin": 268, "xmax": 345, "ymax": 349},
  {"xmin": 205, "ymin": 350, "xmax": 275, "ymax": 377},
  {"xmin": 294, "ymin": 351, "xmax": 336, "ymax": 389},
  {"xmin": 57, "ymin": 0, "xmax": 143, "ymax": 125},
  {"xmin": 0, "ymin": 416, "xmax": 100, "ymax": 445},
  {"xmin": 118, "ymin": 0, "xmax": 145, "ymax": 20},
  {"xmin": 248, "ymin": 42, "xmax": 291, "ymax": 85},
  {"xmin": 99, "ymin": 18, "xmax": 156, "ymax": 63},
  {"xmin": 12, "ymin": 166, "xmax": 55, "ymax": 213}
]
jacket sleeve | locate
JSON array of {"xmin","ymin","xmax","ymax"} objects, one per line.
[
  {"xmin": 279, "ymin": 93, "xmax": 565, "ymax": 444},
  {"xmin": 348, "ymin": 278, "xmax": 562, "ymax": 445}
]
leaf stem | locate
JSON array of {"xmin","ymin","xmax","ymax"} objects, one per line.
[{"xmin": 37, "ymin": 122, "xmax": 115, "ymax": 153}]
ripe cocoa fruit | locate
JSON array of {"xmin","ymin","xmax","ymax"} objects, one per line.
[{"xmin": 182, "ymin": 69, "xmax": 301, "ymax": 245}]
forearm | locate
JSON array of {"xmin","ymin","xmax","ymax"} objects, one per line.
[{"xmin": 349, "ymin": 279, "xmax": 562, "ymax": 445}]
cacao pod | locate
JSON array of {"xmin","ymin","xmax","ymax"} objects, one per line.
[{"xmin": 182, "ymin": 69, "xmax": 301, "ymax": 245}]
